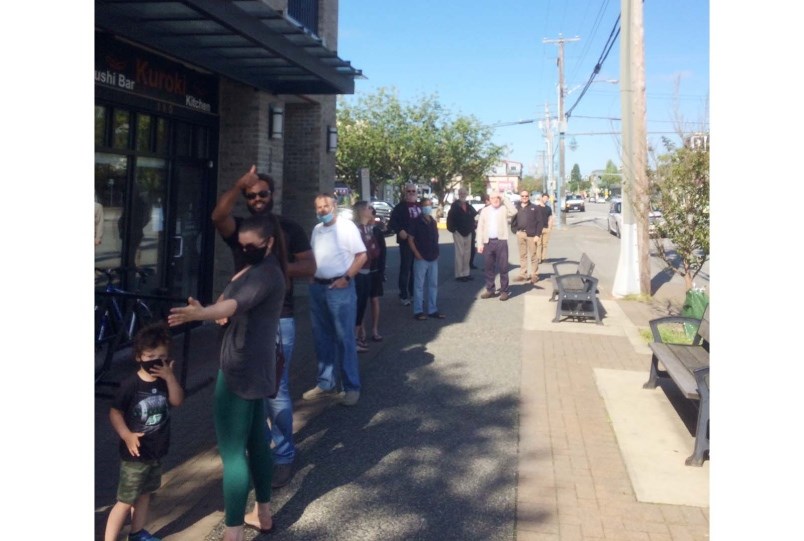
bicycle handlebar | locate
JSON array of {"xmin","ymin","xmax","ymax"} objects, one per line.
[{"xmin": 95, "ymin": 266, "xmax": 156, "ymax": 279}]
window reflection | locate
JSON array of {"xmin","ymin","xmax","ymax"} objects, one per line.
[
  {"xmin": 133, "ymin": 157, "xmax": 167, "ymax": 286},
  {"xmin": 136, "ymin": 114, "xmax": 152, "ymax": 152},
  {"xmin": 112, "ymin": 109, "xmax": 130, "ymax": 149},
  {"xmin": 95, "ymin": 106, "xmax": 106, "ymax": 147},
  {"xmin": 94, "ymin": 153, "xmax": 129, "ymax": 277}
]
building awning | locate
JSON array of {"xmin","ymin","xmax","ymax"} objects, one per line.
[{"xmin": 95, "ymin": 0, "xmax": 362, "ymax": 95}]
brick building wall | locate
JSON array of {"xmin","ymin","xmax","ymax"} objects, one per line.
[{"xmin": 210, "ymin": 0, "xmax": 340, "ymax": 296}]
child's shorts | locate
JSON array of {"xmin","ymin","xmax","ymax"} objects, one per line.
[{"xmin": 116, "ymin": 459, "xmax": 162, "ymax": 504}]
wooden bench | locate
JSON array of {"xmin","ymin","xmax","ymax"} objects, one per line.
[
  {"xmin": 550, "ymin": 253, "xmax": 602, "ymax": 324},
  {"xmin": 643, "ymin": 305, "xmax": 710, "ymax": 466}
]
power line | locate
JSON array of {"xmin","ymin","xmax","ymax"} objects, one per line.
[
  {"xmin": 568, "ymin": 0, "xmax": 612, "ymax": 83},
  {"xmin": 565, "ymin": 13, "xmax": 621, "ymax": 119}
]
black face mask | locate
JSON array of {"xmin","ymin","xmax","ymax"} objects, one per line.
[
  {"xmin": 140, "ymin": 358, "xmax": 164, "ymax": 373},
  {"xmin": 241, "ymin": 244, "xmax": 268, "ymax": 265}
]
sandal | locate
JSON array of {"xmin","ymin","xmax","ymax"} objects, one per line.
[{"xmin": 371, "ymin": 334, "xmax": 383, "ymax": 342}]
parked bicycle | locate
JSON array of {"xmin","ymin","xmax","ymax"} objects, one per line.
[{"xmin": 94, "ymin": 266, "xmax": 156, "ymax": 350}]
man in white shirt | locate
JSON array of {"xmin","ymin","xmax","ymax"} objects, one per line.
[
  {"xmin": 302, "ymin": 193, "xmax": 367, "ymax": 406},
  {"xmin": 475, "ymin": 190, "xmax": 517, "ymax": 301}
]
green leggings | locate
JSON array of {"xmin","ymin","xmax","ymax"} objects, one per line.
[{"xmin": 214, "ymin": 370, "xmax": 273, "ymax": 526}]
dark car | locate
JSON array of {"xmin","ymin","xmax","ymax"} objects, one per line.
[{"xmin": 370, "ymin": 200, "xmax": 394, "ymax": 236}]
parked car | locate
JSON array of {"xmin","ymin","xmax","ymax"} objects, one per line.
[
  {"xmin": 607, "ymin": 198, "xmax": 663, "ymax": 238},
  {"xmin": 563, "ymin": 194, "xmax": 585, "ymax": 212},
  {"xmin": 370, "ymin": 200, "xmax": 394, "ymax": 236}
]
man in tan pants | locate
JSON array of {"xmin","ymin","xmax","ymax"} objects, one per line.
[{"xmin": 538, "ymin": 193, "xmax": 554, "ymax": 264}]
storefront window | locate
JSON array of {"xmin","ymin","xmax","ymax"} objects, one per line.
[
  {"xmin": 131, "ymin": 158, "xmax": 167, "ymax": 284},
  {"xmin": 112, "ymin": 109, "xmax": 130, "ymax": 149},
  {"xmin": 94, "ymin": 153, "xmax": 129, "ymax": 277},
  {"xmin": 136, "ymin": 113, "xmax": 152, "ymax": 152},
  {"xmin": 95, "ymin": 106, "xmax": 107, "ymax": 147},
  {"xmin": 155, "ymin": 117, "xmax": 168, "ymax": 155}
]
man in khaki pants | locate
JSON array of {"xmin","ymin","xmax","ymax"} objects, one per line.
[
  {"xmin": 538, "ymin": 193, "xmax": 554, "ymax": 264},
  {"xmin": 512, "ymin": 191, "xmax": 544, "ymax": 284}
]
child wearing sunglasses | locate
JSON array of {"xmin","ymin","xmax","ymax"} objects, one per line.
[{"xmin": 104, "ymin": 323, "xmax": 184, "ymax": 541}]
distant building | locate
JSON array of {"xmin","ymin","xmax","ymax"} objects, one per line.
[{"xmin": 487, "ymin": 160, "xmax": 523, "ymax": 194}]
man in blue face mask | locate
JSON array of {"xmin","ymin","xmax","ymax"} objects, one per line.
[{"xmin": 304, "ymin": 194, "xmax": 368, "ymax": 407}]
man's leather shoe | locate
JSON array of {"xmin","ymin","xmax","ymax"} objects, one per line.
[{"xmin": 499, "ymin": 291, "xmax": 510, "ymax": 301}]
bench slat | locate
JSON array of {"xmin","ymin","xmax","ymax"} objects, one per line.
[{"xmin": 648, "ymin": 343, "xmax": 709, "ymax": 399}]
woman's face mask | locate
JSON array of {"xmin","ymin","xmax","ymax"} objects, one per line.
[
  {"xmin": 241, "ymin": 242, "xmax": 269, "ymax": 265},
  {"xmin": 421, "ymin": 206, "xmax": 433, "ymax": 216}
]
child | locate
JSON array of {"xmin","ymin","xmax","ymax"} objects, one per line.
[
  {"xmin": 105, "ymin": 323, "xmax": 184, "ymax": 541},
  {"xmin": 407, "ymin": 197, "xmax": 445, "ymax": 320}
]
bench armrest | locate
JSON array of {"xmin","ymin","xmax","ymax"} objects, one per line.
[
  {"xmin": 552, "ymin": 260, "xmax": 580, "ymax": 276},
  {"xmin": 648, "ymin": 316, "xmax": 702, "ymax": 344}
]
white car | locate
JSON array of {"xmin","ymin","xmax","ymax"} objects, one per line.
[{"xmin": 607, "ymin": 198, "xmax": 663, "ymax": 238}]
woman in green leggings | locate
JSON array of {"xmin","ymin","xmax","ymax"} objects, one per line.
[{"xmin": 170, "ymin": 213, "xmax": 287, "ymax": 541}]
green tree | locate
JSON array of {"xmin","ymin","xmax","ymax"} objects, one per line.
[
  {"xmin": 568, "ymin": 163, "xmax": 582, "ymax": 192},
  {"xmin": 336, "ymin": 87, "xmax": 505, "ymax": 202},
  {"xmin": 652, "ymin": 138, "xmax": 710, "ymax": 290},
  {"xmin": 599, "ymin": 159, "xmax": 621, "ymax": 194}
]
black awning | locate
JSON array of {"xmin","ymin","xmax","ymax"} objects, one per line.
[{"xmin": 95, "ymin": 0, "xmax": 361, "ymax": 95}]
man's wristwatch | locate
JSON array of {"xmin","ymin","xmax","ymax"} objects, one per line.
[{"xmin": 342, "ymin": 274, "xmax": 351, "ymax": 282}]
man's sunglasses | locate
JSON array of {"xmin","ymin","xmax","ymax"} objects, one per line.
[{"xmin": 245, "ymin": 190, "xmax": 271, "ymax": 200}]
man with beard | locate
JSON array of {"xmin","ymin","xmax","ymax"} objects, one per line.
[{"xmin": 211, "ymin": 165, "xmax": 316, "ymax": 489}]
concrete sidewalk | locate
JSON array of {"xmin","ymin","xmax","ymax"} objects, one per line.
[{"xmin": 94, "ymin": 221, "xmax": 709, "ymax": 540}]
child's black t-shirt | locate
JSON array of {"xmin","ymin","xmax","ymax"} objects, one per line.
[{"xmin": 112, "ymin": 373, "xmax": 171, "ymax": 462}]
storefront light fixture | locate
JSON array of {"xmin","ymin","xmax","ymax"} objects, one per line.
[
  {"xmin": 327, "ymin": 126, "xmax": 338, "ymax": 153},
  {"xmin": 269, "ymin": 106, "xmax": 284, "ymax": 139}
]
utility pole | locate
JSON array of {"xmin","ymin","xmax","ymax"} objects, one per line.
[
  {"xmin": 540, "ymin": 103, "xmax": 558, "ymax": 227},
  {"xmin": 612, "ymin": 0, "xmax": 649, "ymax": 297},
  {"xmin": 543, "ymin": 34, "xmax": 580, "ymax": 227},
  {"xmin": 535, "ymin": 150, "xmax": 547, "ymax": 192}
]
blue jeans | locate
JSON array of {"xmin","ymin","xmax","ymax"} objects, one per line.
[
  {"xmin": 264, "ymin": 317, "xmax": 296, "ymax": 464},
  {"xmin": 413, "ymin": 258, "xmax": 439, "ymax": 315},
  {"xmin": 309, "ymin": 282, "xmax": 361, "ymax": 393}
]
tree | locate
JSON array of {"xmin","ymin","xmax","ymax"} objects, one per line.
[
  {"xmin": 336, "ymin": 87, "xmax": 505, "ymax": 202},
  {"xmin": 568, "ymin": 163, "xmax": 582, "ymax": 192},
  {"xmin": 651, "ymin": 137, "xmax": 710, "ymax": 290},
  {"xmin": 599, "ymin": 159, "xmax": 621, "ymax": 194}
]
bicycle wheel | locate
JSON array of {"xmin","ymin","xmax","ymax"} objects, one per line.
[{"xmin": 95, "ymin": 301, "xmax": 118, "ymax": 350}]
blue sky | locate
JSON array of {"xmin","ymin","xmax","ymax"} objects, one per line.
[{"xmin": 337, "ymin": 0, "xmax": 709, "ymax": 179}]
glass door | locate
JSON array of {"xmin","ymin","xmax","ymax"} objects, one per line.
[{"xmin": 167, "ymin": 162, "xmax": 207, "ymax": 300}]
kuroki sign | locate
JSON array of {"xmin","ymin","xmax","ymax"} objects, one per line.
[{"xmin": 95, "ymin": 33, "xmax": 218, "ymax": 115}]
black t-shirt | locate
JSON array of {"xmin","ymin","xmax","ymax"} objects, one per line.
[
  {"xmin": 112, "ymin": 373, "xmax": 171, "ymax": 462},
  {"xmin": 223, "ymin": 215, "xmax": 310, "ymax": 318}
]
